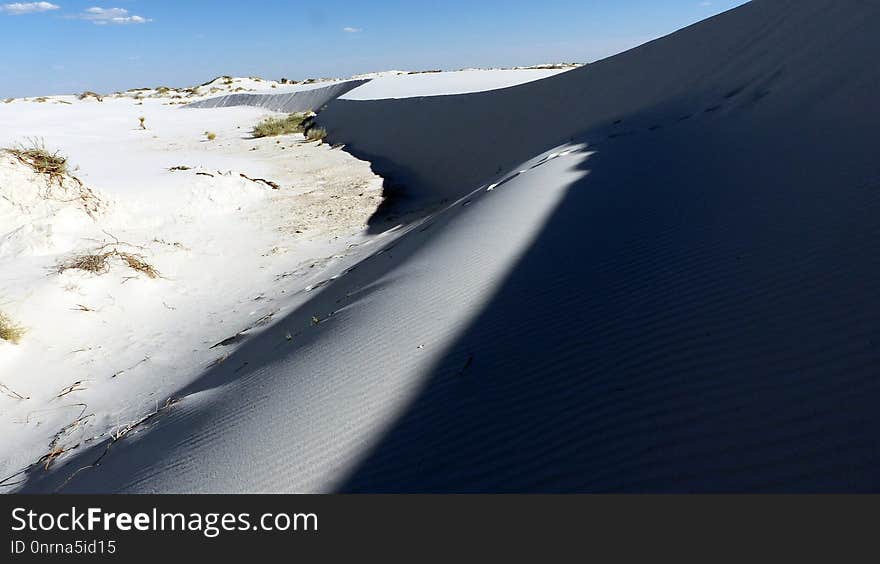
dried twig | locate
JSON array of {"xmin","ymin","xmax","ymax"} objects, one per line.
[
  {"xmin": 240, "ymin": 173, "xmax": 280, "ymax": 190},
  {"xmin": 0, "ymin": 382, "xmax": 29, "ymax": 400}
]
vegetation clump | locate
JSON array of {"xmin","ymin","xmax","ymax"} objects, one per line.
[
  {"xmin": 78, "ymin": 91, "xmax": 104, "ymax": 102},
  {"xmin": 306, "ymin": 127, "xmax": 327, "ymax": 143},
  {"xmin": 59, "ymin": 247, "xmax": 159, "ymax": 279},
  {"xmin": 251, "ymin": 112, "xmax": 312, "ymax": 138},
  {"xmin": 3, "ymin": 140, "xmax": 103, "ymax": 217},
  {"xmin": 0, "ymin": 312, "xmax": 25, "ymax": 344},
  {"xmin": 4, "ymin": 140, "xmax": 69, "ymax": 185}
]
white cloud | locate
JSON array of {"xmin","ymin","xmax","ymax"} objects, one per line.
[
  {"xmin": 79, "ymin": 6, "xmax": 151, "ymax": 24},
  {"xmin": 343, "ymin": 26, "xmax": 361, "ymax": 33},
  {"xmin": 1, "ymin": 2, "xmax": 60, "ymax": 15}
]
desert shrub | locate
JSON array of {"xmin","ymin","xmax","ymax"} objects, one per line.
[
  {"xmin": 0, "ymin": 312, "xmax": 25, "ymax": 344},
  {"xmin": 78, "ymin": 91, "xmax": 103, "ymax": 102},
  {"xmin": 206, "ymin": 131, "xmax": 217, "ymax": 141},
  {"xmin": 251, "ymin": 113, "xmax": 311, "ymax": 138}
]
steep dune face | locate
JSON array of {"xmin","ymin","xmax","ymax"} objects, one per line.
[
  {"xmin": 186, "ymin": 80, "xmax": 370, "ymax": 113},
  {"xmin": 17, "ymin": 0, "xmax": 880, "ymax": 492},
  {"xmin": 319, "ymin": 0, "xmax": 880, "ymax": 201}
]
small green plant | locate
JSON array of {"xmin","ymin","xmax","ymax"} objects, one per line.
[
  {"xmin": 206, "ymin": 131, "xmax": 217, "ymax": 141},
  {"xmin": 0, "ymin": 311, "xmax": 25, "ymax": 344},
  {"xmin": 251, "ymin": 113, "xmax": 311, "ymax": 138}
]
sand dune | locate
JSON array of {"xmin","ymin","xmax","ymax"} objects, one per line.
[
  {"xmin": 13, "ymin": 0, "xmax": 880, "ymax": 492},
  {"xmin": 186, "ymin": 80, "xmax": 371, "ymax": 113}
]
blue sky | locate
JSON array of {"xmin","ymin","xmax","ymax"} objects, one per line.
[{"xmin": 0, "ymin": 0, "xmax": 749, "ymax": 97}]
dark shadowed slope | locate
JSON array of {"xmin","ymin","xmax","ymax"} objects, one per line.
[
  {"xmin": 16, "ymin": 0, "xmax": 880, "ymax": 492},
  {"xmin": 338, "ymin": 109, "xmax": 880, "ymax": 492},
  {"xmin": 326, "ymin": 0, "xmax": 880, "ymax": 491}
]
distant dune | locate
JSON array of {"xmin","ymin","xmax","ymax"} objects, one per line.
[
  {"xmin": 186, "ymin": 79, "xmax": 370, "ymax": 113},
  {"xmin": 18, "ymin": 0, "xmax": 880, "ymax": 492}
]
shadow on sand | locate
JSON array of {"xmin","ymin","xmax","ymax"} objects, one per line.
[{"xmin": 335, "ymin": 115, "xmax": 880, "ymax": 492}]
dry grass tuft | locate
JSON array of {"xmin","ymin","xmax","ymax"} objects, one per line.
[
  {"xmin": 58, "ymin": 248, "xmax": 159, "ymax": 279},
  {"xmin": 59, "ymin": 252, "xmax": 111, "ymax": 275},
  {"xmin": 118, "ymin": 252, "xmax": 160, "ymax": 278},
  {"xmin": 205, "ymin": 131, "xmax": 217, "ymax": 141},
  {"xmin": 251, "ymin": 113, "xmax": 311, "ymax": 138},
  {"xmin": 3, "ymin": 140, "xmax": 103, "ymax": 217},
  {"xmin": 0, "ymin": 312, "xmax": 25, "ymax": 344},
  {"xmin": 4, "ymin": 140, "xmax": 69, "ymax": 184}
]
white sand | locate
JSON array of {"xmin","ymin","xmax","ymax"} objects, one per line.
[
  {"xmin": 340, "ymin": 68, "xmax": 576, "ymax": 100},
  {"xmin": 6, "ymin": 0, "xmax": 880, "ymax": 493},
  {"xmin": 0, "ymin": 94, "xmax": 389, "ymax": 488}
]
